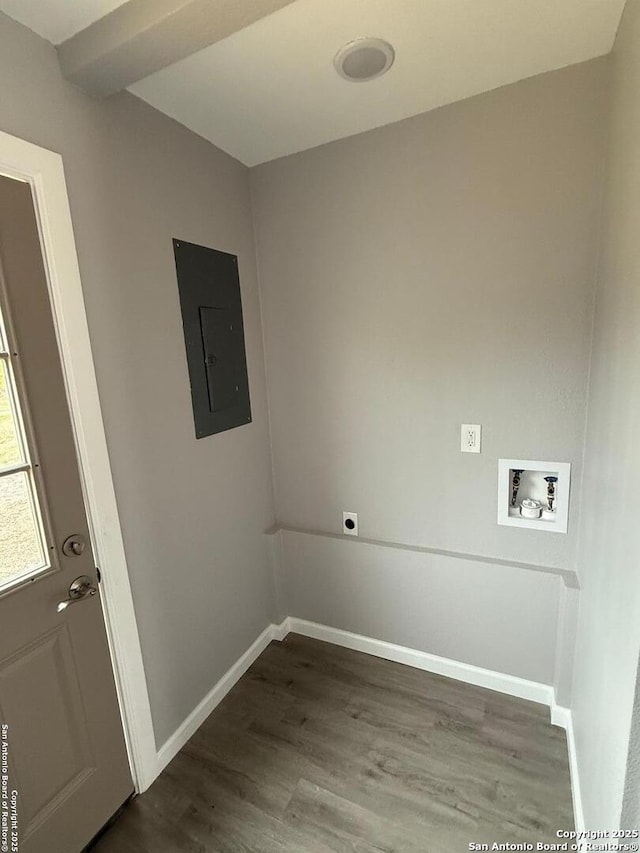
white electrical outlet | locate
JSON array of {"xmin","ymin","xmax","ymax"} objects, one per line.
[
  {"xmin": 343, "ymin": 511, "xmax": 358, "ymax": 536},
  {"xmin": 461, "ymin": 424, "xmax": 481, "ymax": 453}
]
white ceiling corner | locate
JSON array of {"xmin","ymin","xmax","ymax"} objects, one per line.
[
  {"xmin": 0, "ymin": 0, "xmax": 129, "ymax": 44},
  {"xmin": 129, "ymin": 0, "xmax": 626, "ymax": 165},
  {"xmin": 0, "ymin": 0, "xmax": 627, "ymax": 165}
]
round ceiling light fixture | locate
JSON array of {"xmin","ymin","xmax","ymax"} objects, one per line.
[{"xmin": 334, "ymin": 37, "xmax": 395, "ymax": 82}]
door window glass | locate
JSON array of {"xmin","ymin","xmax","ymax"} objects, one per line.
[
  {"xmin": 0, "ymin": 360, "xmax": 24, "ymax": 467},
  {"xmin": 0, "ymin": 472, "xmax": 46, "ymax": 585},
  {"xmin": 0, "ymin": 307, "xmax": 48, "ymax": 590}
]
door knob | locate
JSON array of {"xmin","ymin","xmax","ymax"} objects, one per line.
[
  {"xmin": 57, "ymin": 575, "xmax": 97, "ymax": 613},
  {"xmin": 62, "ymin": 534, "xmax": 86, "ymax": 557}
]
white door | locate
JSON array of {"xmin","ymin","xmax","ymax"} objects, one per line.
[{"xmin": 0, "ymin": 174, "xmax": 133, "ymax": 853}]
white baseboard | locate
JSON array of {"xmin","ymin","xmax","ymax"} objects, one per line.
[
  {"xmin": 551, "ymin": 705, "xmax": 584, "ymax": 832},
  {"xmin": 271, "ymin": 616, "xmax": 291, "ymax": 641},
  {"xmin": 550, "ymin": 704, "xmax": 571, "ymax": 728},
  {"xmin": 152, "ymin": 623, "xmax": 280, "ymax": 780},
  {"xmin": 283, "ymin": 617, "xmax": 555, "ymax": 707}
]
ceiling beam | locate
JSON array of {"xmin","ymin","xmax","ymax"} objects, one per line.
[{"xmin": 57, "ymin": 0, "xmax": 298, "ymax": 97}]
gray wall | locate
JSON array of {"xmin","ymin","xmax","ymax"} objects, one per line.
[
  {"xmin": 0, "ymin": 12, "xmax": 276, "ymax": 747},
  {"xmin": 272, "ymin": 529, "xmax": 562, "ymax": 686},
  {"xmin": 251, "ymin": 59, "xmax": 608, "ymax": 573},
  {"xmin": 572, "ymin": 0, "xmax": 640, "ymax": 828},
  {"xmin": 251, "ymin": 61, "xmax": 607, "ymax": 688}
]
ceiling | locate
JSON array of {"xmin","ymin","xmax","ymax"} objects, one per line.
[
  {"xmin": 0, "ymin": 0, "xmax": 126, "ymax": 45},
  {"xmin": 0, "ymin": 0, "xmax": 626, "ymax": 166}
]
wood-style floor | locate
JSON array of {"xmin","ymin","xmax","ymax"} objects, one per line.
[{"xmin": 91, "ymin": 634, "xmax": 574, "ymax": 852}]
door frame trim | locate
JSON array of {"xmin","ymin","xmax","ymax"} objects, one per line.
[{"xmin": 0, "ymin": 130, "xmax": 157, "ymax": 792}]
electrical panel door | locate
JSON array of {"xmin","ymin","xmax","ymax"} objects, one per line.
[{"xmin": 173, "ymin": 239, "xmax": 252, "ymax": 438}]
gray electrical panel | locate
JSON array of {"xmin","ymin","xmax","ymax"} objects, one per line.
[{"xmin": 173, "ymin": 239, "xmax": 251, "ymax": 438}]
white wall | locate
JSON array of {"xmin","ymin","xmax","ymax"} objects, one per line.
[
  {"xmin": 572, "ymin": 0, "xmax": 640, "ymax": 828},
  {"xmin": 0, "ymin": 11, "xmax": 276, "ymax": 748}
]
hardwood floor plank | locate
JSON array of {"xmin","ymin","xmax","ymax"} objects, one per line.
[
  {"xmin": 92, "ymin": 634, "xmax": 574, "ymax": 852},
  {"xmin": 284, "ymin": 777, "xmax": 445, "ymax": 853}
]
